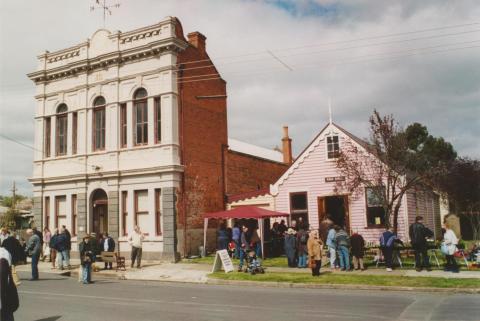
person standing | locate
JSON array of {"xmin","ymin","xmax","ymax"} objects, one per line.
[
  {"xmin": 296, "ymin": 228, "xmax": 309, "ymax": 268},
  {"xmin": 250, "ymin": 227, "xmax": 262, "ymax": 261},
  {"xmin": 62, "ymin": 226, "xmax": 72, "ymax": 269},
  {"xmin": 79, "ymin": 235, "xmax": 94, "ymax": 284},
  {"xmin": 380, "ymin": 227, "xmax": 403, "ymax": 272},
  {"xmin": 409, "ymin": 216, "xmax": 434, "ymax": 272},
  {"xmin": 350, "ymin": 231, "xmax": 365, "ymax": 271},
  {"xmin": 49, "ymin": 228, "xmax": 59, "ymax": 269},
  {"xmin": 54, "ymin": 229, "xmax": 68, "ymax": 270},
  {"xmin": 307, "ymin": 230, "xmax": 323, "ymax": 276},
  {"xmin": 319, "ymin": 215, "xmax": 333, "ymax": 243},
  {"xmin": 0, "ymin": 247, "xmax": 19, "ymax": 321},
  {"xmin": 1, "ymin": 231, "xmax": 23, "ymax": 286},
  {"xmin": 25, "ymin": 229, "xmax": 41, "ymax": 281},
  {"xmin": 217, "ymin": 224, "xmax": 229, "ymax": 251},
  {"xmin": 442, "ymin": 224, "xmax": 459, "ymax": 273},
  {"xmin": 238, "ymin": 225, "xmax": 250, "ymax": 272},
  {"xmin": 284, "ymin": 228, "xmax": 297, "ymax": 268},
  {"xmin": 232, "ymin": 223, "xmax": 241, "ymax": 259},
  {"xmin": 128, "ymin": 226, "xmax": 145, "ymax": 269},
  {"xmin": 326, "ymin": 226, "xmax": 337, "ymax": 270},
  {"xmin": 42, "ymin": 227, "xmax": 51, "ymax": 262},
  {"xmin": 102, "ymin": 233, "xmax": 116, "ymax": 270},
  {"xmin": 334, "ymin": 226, "xmax": 351, "ymax": 271}
]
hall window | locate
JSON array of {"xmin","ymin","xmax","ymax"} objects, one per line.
[
  {"xmin": 133, "ymin": 88, "xmax": 148, "ymax": 146},
  {"xmin": 120, "ymin": 103, "xmax": 127, "ymax": 148},
  {"xmin": 365, "ymin": 186, "xmax": 386, "ymax": 227},
  {"xmin": 72, "ymin": 112, "xmax": 78, "ymax": 155},
  {"xmin": 121, "ymin": 191, "xmax": 128, "ymax": 236},
  {"xmin": 154, "ymin": 97, "xmax": 161, "ymax": 144},
  {"xmin": 71, "ymin": 194, "xmax": 77, "ymax": 236},
  {"xmin": 155, "ymin": 189, "xmax": 162, "ymax": 236},
  {"xmin": 44, "ymin": 117, "xmax": 51, "ymax": 158},
  {"xmin": 134, "ymin": 190, "xmax": 149, "ymax": 232},
  {"xmin": 290, "ymin": 192, "xmax": 309, "ymax": 226},
  {"xmin": 93, "ymin": 96, "xmax": 106, "ymax": 151},
  {"xmin": 326, "ymin": 135, "xmax": 339, "ymax": 159},
  {"xmin": 55, "ymin": 195, "xmax": 67, "ymax": 228},
  {"xmin": 45, "ymin": 196, "xmax": 50, "ymax": 229},
  {"xmin": 56, "ymin": 104, "xmax": 68, "ymax": 156}
]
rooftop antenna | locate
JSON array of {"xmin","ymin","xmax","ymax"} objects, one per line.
[
  {"xmin": 328, "ymin": 97, "xmax": 333, "ymax": 125},
  {"xmin": 90, "ymin": 0, "xmax": 120, "ymax": 28}
]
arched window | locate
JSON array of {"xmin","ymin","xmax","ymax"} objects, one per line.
[
  {"xmin": 133, "ymin": 88, "xmax": 148, "ymax": 145},
  {"xmin": 93, "ymin": 96, "xmax": 106, "ymax": 151},
  {"xmin": 56, "ymin": 103, "xmax": 68, "ymax": 156}
]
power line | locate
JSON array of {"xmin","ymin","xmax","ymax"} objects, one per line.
[{"xmin": 176, "ymin": 21, "xmax": 480, "ymax": 66}]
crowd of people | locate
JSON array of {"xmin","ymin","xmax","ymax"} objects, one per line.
[{"xmin": 216, "ymin": 214, "xmax": 469, "ymax": 276}]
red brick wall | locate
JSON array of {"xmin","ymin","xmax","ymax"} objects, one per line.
[
  {"xmin": 226, "ymin": 150, "xmax": 288, "ymax": 195},
  {"xmin": 176, "ymin": 21, "xmax": 228, "ymax": 255}
]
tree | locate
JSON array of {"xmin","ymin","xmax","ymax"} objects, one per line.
[
  {"xmin": 0, "ymin": 194, "xmax": 27, "ymax": 208},
  {"xmin": 336, "ymin": 110, "xmax": 456, "ymax": 231},
  {"xmin": 436, "ymin": 158, "xmax": 480, "ymax": 240},
  {"xmin": 0, "ymin": 208, "xmax": 18, "ymax": 230}
]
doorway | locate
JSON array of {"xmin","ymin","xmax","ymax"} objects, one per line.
[
  {"xmin": 91, "ymin": 189, "xmax": 108, "ymax": 236},
  {"xmin": 318, "ymin": 195, "xmax": 349, "ymax": 232}
]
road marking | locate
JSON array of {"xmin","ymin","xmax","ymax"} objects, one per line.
[{"xmin": 19, "ymin": 290, "xmax": 391, "ymax": 320}]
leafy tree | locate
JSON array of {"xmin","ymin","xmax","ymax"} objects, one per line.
[
  {"xmin": 436, "ymin": 158, "xmax": 480, "ymax": 239},
  {"xmin": 0, "ymin": 194, "xmax": 27, "ymax": 208},
  {"xmin": 336, "ymin": 110, "xmax": 456, "ymax": 231},
  {"xmin": 0, "ymin": 208, "xmax": 18, "ymax": 230}
]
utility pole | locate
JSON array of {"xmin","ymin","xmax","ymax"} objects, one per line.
[{"xmin": 10, "ymin": 181, "xmax": 17, "ymax": 210}]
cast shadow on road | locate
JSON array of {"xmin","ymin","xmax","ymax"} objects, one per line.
[
  {"xmin": 34, "ymin": 316, "xmax": 62, "ymax": 321},
  {"xmin": 21, "ymin": 278, "xmax": 70, "ymax": 282}
]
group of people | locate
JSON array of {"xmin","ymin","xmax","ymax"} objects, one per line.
[{"xmin": 41, "ymin": 226, "xmax": 72, "ymax": 271}]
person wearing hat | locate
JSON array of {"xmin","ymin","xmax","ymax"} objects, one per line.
[
  {"xmin": 284, "ymin": 228, "xmax": 297, "ymax": 267},
  {"xmin": 79, "ymin": 235, "xmax": 94, "ymax": 284},
  {"xmin": 409, "ymin": 216, "xmax": 434, "ymax": 272}
]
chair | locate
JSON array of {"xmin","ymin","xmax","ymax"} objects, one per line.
[{"xmin": 116, "ymin": 254, "xmax": 126, "ymax": 272}]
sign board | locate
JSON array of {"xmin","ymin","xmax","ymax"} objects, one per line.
[
  {"xmin": 212, "ymin": 249, "xmax": 234, "ymax": 273},
  {"xmin": 325, "ymin": 176, "xmax": 345, "ymax": 183}
]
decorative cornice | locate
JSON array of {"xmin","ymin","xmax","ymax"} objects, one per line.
[
  {"xmin": 28, "ymin": 164, "xmax": 184, "ymax": 185},
  {"xmin": 28, "ymin": 37, "xmax": 187, "ymax": 84}
]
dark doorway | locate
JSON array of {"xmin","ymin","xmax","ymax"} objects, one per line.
[
  {"xmin": 91, "ymin": 189, "xmax": 108, "ymax": 235},
  {"xmin": 318, "ymin": 195, "xmax": 349, "ymax": 232}
]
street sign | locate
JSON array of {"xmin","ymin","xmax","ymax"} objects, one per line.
[{"xmin": 212, "ymin": 249, "xmax": 234, "ymax": 273}]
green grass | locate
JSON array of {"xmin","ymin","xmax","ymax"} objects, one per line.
[
  {"xmin": 183, "ymin": 255, "xmax": 287, "ymax": 267},
  {"xmin": 210, "ymin": 271, "xmax": 480, "ymax": 289}
]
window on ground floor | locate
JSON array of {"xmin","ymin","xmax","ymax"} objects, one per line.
[
  {"xmin": 290, "ymin": 192, "xmax": 309, "ymax": 228},
  {"xmin": 155, "ymin": 189, "xmax": 162, "ymax": 236},
  {"xmin": 121, "ymin": 191, "xmax": 128, "ymax": 236},
  {"xmin": 55, "ymin": 195, "xmax": 67, "ymax": 228},
  {"xmin": 365, "ymin": 186, "xmax": 386, "ymax": 227},
  {"xmin": 134, "ymin": 190, "xmax": 149, "ymax": 233}
]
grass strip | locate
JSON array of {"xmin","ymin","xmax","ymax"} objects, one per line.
[{"xmin": 210, "ymin": 271, "xmax": 480, "ymax": 289}]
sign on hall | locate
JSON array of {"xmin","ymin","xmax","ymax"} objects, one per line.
[{"xmin": 212, "ymin": 249, "xmax": 234, "ymax": 273}]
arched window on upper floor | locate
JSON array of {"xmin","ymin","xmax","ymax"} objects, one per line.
[
  {"xmin": 133, "ymin": 88, "xmax": 148, "ymax": 145},
  {"xmin": 56, "ymin": 103, "xmax": 68, "ymax": 156},
  {"xmin": 93, "ymin": 96, "xmax": 106, "ymax": 151}
]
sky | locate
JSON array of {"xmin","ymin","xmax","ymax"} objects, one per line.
[{"xmin": 0, "ymin": 0, "xmax": 479, "ymax": 196}]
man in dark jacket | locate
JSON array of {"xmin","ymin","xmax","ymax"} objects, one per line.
[
  {"xmin": 409, "ymin": 216, "xmax": 434, "ymax": 272},
  {"xmin": 0, "ymin": 257, "xmax": 19, "ymax": 321},
  {"xmin": 54, "ymin": 231, "xmax": 68, "ymax": 270},
  {"xmin": 1, "ymin": 232, "xmax": 24, "ymax": 286},
  {"xmin": 61, "ymin": 226, "xmax": 72, "ymax": 269},
  {"xmin": 101, "ymin": 233, "xmax": 116, "ymax": 270},
  {"xmin": 238, "ymin": 225, "xmax": 250, "ymax": 272},
  {"xmin": 79, "ymin": 235, "xmax": 94, "ymax": 284}
]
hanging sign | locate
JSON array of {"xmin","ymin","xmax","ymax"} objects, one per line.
[{"xmin": 212, "ymin": 249, "xmax": 234, "ymax": 273}]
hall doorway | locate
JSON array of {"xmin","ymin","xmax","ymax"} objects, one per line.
[
  {"xmin": 91, "ymin": 189, "xmax": 108, "ymax": 236},
  {"xmin": 318, "ymin": 195, "xmax": 350, "ymax": 232}
]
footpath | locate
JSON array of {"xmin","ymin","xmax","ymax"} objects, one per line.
[{"xmin": 15, "ymin": 260, "xmax": 480, "ymax": 294}]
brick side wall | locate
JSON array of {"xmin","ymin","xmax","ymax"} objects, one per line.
[
  {"xmin": 176, "ymin": 29, "xmax": 228, "ymax": 255},
  {"xmin": 226, "ymin": 150, "xmax": 288, "ymax": 195}
]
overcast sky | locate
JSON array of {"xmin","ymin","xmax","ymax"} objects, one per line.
[{"xmin": 0, "ymin": 0, "xmax": 479, "ymax": 196}]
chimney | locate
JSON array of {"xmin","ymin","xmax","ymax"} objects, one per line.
[
  {"xmin": 282, "ymin": 126, "xmax": 293, "ymax": 164},
  {"xmin": 187, "ymin": 32, "xmax": 206, "ymax": 53}
]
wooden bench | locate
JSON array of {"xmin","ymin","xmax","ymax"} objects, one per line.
[{"xmin": 100, "ymin": 252, "xmax": 126, "ymax": 272}]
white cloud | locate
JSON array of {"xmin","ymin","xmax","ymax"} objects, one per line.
[{"xmin": 0, "ymin": 0, "xmax": 479, "ymax": 195}]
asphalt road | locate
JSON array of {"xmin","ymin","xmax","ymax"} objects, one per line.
[{"xmin": 15, "ymin": 272, "xmax": 480, "ymax": 321}]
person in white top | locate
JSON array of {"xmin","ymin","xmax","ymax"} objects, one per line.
[
  {"xmin": 128, "ymin": 226, "xmax": 145, "ymax": 268},
  {"xmin": 442, "ymin": 224, "xmax": 459, "ymax": 273}
]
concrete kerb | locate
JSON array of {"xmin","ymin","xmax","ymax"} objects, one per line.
[{"xmin": 205, "ymin": 278, "xmax": 480, "ymax": 294}]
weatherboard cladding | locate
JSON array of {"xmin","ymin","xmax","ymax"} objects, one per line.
[{"xmin": 274, "ymin": 123, "xmax": 411, "ymax": 243}]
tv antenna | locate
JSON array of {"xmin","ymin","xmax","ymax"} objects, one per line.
[{"xmin": 90, "ymin": 0, "xmax": 120, "ymax": 28}]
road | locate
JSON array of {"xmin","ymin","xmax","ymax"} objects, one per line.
[{"xmin": 15, "ymin": 272, "xmax": 479, "ymax": 321}]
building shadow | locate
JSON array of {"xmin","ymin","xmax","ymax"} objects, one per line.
[{"xmin": 34, "ymin": 317, "xmax": 62, "ymax": 321}]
